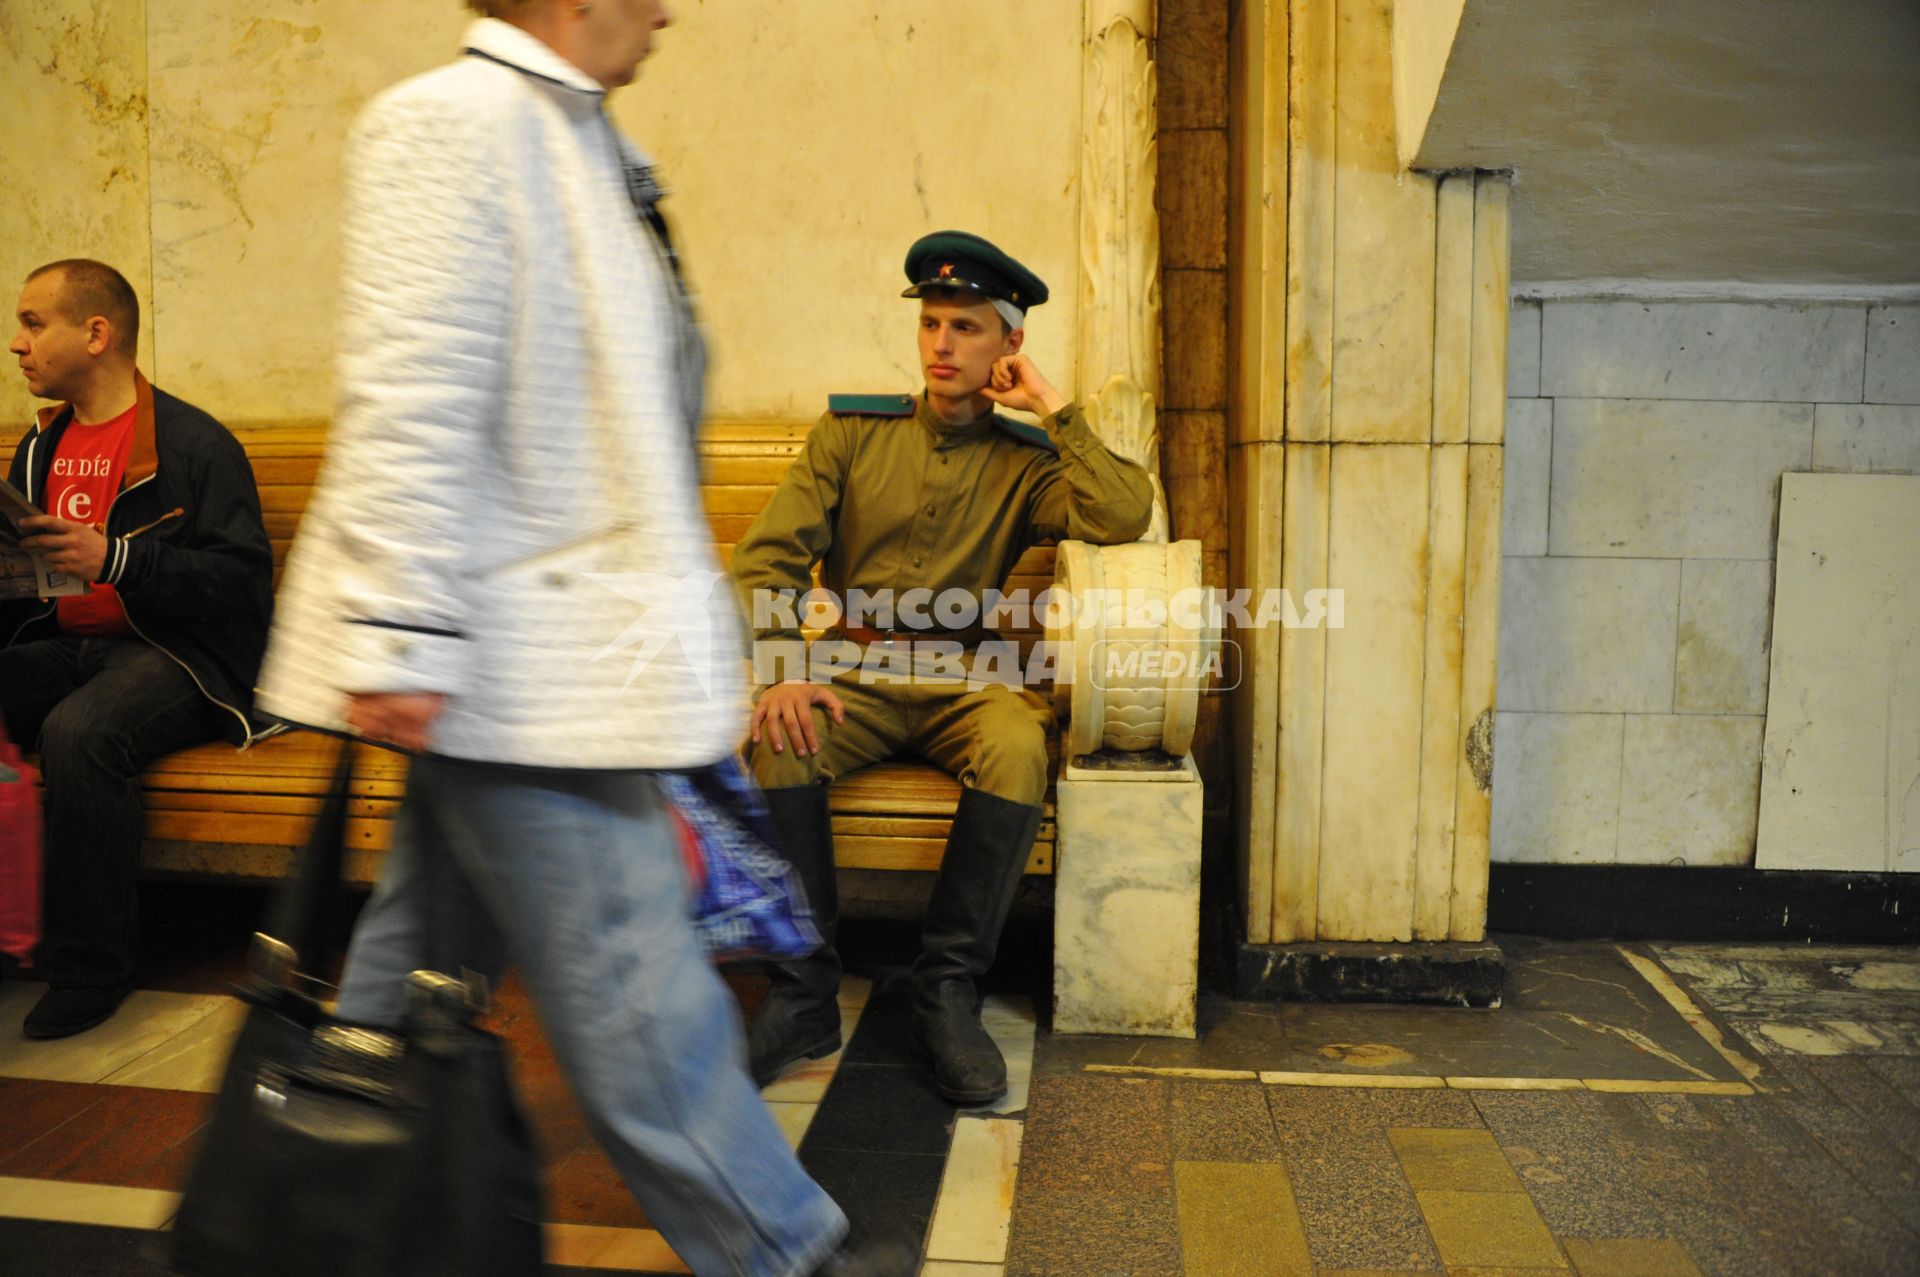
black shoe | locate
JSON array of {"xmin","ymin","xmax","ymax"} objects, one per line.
[
  {"xmin": 810, "ymin": 1234, "xmax": 917, "ymax": 1277},
  {"xmin": 912, "ymin": 978, "xmax": 1007, "ymax": 1105},
  {"xmin": 24, "ymin": 982, "xmax": 134, "ymax": 1040},
  {"xmin": 910, "ymin": 789, "xmax": 1043, "ymax": 1105},
  {"xmin": 750, "ymin": 784, "xmax": 844, "ymax": 1088},
  {"xmin": 747, "ymin": 981, "xmax": 842, "ymax": 1088}
]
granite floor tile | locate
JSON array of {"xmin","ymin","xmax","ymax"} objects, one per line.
[
  {"xmin": 1005, "ymin": 1184, "xmax": 1182, "ymax": 1277},
  {"xmin": 1288, "ymin": 1153, "xmax": 1442, "ymax": 1272},
  {"xmin": 1678, "ymin": 1129, "xmax": 1919, "ymax": 1276},
  {"xmin": 1863, "ymin": 1053, "xmax": 1920, "ymax": 1099},
  {"xmin": 1014, "ymin": 1074, "xmax": 1171, "ymax": 1194},
  {"xmin": 1473, "ymin": 1092, "xmax": 1671, "ymax": 1240},
  {"xmin": 1269, "ymin": 1085, "xmax": 1484, "ymax": 1162},
  {"xmin": 1633, "ymin": 1094, "xmax": 1722, "ymax": 1134},
  {"xmin": 1173, "ymin": 1160, "xmax": 1312, "ymax": 1276},
  {"xmin": 1170, "ymin": 1080, "xmax": 1284, "ymax": 1162},
  {"xmin": 1769, "ymin": 1088, "xmax": 1920, "ymax": 1231},
  {"xmin": 1414, "ymin": 1190, "xmax": 1566, "ymax": 1270},
  {"xmin": 1802, "ymin": 1056, "xmax": 1920, "ymax": 1159},
  {"xmin": 1561, "ymin": 1237, "xmax": 1703, "ymax": 1277}
]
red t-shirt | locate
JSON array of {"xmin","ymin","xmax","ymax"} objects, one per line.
[{"xmin": 48, "ymin": 404, "xmax": 138, "ymax": 637}]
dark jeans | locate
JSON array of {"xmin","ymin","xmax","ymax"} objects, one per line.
[{"xmin": 0, "ymin": 637, "xmax": 223, "ymax": 988}]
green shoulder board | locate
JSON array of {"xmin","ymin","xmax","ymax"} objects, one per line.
[
  {"xmin": 828, "ymin": 393, "xmax": 916, "ymax": 417},
  {"xmin": 992, "ymin": 416, "xmax": 1060, "ymax": 454}
]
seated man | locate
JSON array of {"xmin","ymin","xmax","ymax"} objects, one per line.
[
  {"xmin": 2, "ymin": 259, "xmax": 273, "ymax": 1038},
  {"xmin": 734, "ymin": 231, "xmax": 1153, "ymax": 1103}
]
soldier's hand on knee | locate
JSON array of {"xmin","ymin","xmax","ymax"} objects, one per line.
[{"xmin": 751, "ymin": 681, "xmax": 845, "ymax": 756}]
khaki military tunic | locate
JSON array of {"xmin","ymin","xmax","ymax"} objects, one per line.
[{"xmin": 732, "ymin": 393, "xmax": 1153, "ymax": 804}]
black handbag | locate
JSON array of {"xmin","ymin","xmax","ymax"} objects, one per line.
[{"xmin": 170, "ymin": 742, "xmax": 545, "ymax": 1277}]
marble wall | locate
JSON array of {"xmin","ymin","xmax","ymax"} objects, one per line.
[
  {"xmin": 6, "ymin": 2, "xmax": 1083, "ymax": 425},
  {"xmin": 1, "ymin": 0, "xmax": 155, "ymax": 427},
  {"xmin": 1492, "ymin": 297, "xmax": 1920, "ymax": 869}
]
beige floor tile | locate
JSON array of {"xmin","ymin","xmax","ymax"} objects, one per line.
[
  {"xmin": 1261, "ymin": 1071, "xmax": 1446, "ymax": 1089},
  {"xmin": 1444, "ymin": 1077, "xmax": 1586, "ymax": 1092},
  {"xmin": 926, "ymin": 1117, "xmax": 1023, "ymax": 1263},
  {"xmin": 0, "ymin": 1175, "xmax": 179, "ymax": 1229},
  {"xmin": 543, "ymin": 1223, "xmax": 690, "ymax": 1272},
  {"xmin": 765, "ymin": 1100, "xmax": 816, "ymax": 1152},
  {"xmin": 1086, "ymin": 1064, "xmax": 1261, "ymax": 1081},
  {"xmin": 0, "ymin": 989, "xmax": 236, "ymax": 1085},
  {"xmin": 975, "ymin": 996, "xmax": 1036, "ymax": 1115},
  {"xmin": 1562, "ymin": 1237, "xmax": 1705, "ymax": 1277},
  {"xmin": 1415, "ymin": 1190, "xmax": 1568, "ymax": 1270},
  {"xmin": 1174, "ymin": 1161, "xmax": 1313, "ymax": 1276},
  {"xmin": 1389, "ymin": 1128, "xmax": 1523, "ymax": 1192},
  {"xmin": 920, "ymin": 1264, "xmax": 1004, "ymax": 1276},
  {"xmin": 100, "ymin": 998, "xmax": 248, "ymax": 1092}
]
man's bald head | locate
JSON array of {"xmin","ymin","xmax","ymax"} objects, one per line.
[{"xmin": 26, "ymin": 259, "xmax": 139, "ymax": 356}]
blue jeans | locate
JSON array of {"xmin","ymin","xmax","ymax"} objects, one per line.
[
  {"xmin": 336, "ymin": 755, "xmax": 847, "ymax": 1277},
  {"xmin": 0, "ymin": 637, "xmax": 224, "ymax": 988}
]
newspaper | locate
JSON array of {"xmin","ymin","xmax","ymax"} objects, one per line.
[{"xmin": 0, "ymin": 478, "xmax": 87, "ymax": 600}]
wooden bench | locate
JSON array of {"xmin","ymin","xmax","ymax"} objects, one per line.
[{"xmin": 7, "ymin": 423, "xmax": 1059, "ymax": 885}]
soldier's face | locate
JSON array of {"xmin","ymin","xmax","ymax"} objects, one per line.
[{"xmin": 919, "ymin": 296, "xmax": 1021, "ymax": 398}]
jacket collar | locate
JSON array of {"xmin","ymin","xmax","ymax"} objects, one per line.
[
  {"xmin": 32, "ymin": 369, "xmax": 160, "ymax": 492},
  {"xmin": 915, "ymin": 391, "xmax": 996, "ymax": 446},
  {"xmin": 462, "ymin": 18, "xmax": 607, "ymax": 99}
]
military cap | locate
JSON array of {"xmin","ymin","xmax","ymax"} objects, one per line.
[{"xmin": 901, "ymin": 230, "xmax": 1049, "ymax": 311}]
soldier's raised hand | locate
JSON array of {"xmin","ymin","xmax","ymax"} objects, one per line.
[{"xmin": 982, "ymin": 354, "xmax": 1067, "ymax": 418}]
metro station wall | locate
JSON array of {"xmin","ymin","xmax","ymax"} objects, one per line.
[
  {"xmin": 1491, "ymin": 296, "xmax": 1920, "ymax": 869},
  {"xmin": 3, "ymin": 0, "xmax": 1084, "ymax": 427}
]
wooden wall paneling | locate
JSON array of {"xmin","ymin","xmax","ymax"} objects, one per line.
[
  {"xmin": 1413, "ymin": 443, "xmax": 1469, "ymax": 939},
  {"xmin": 1431, "ymin": 173, "xmax": 1475, "ymax": 445},
  {"xmin": 1314, "ymin": 443, "xmax": 1429, "ymax": 940},
  {"xmin": 1327, "ymin": 0, "xmax": 1435, "ymax": 444}
]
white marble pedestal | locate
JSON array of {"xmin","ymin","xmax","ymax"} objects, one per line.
[{"xmin": 1052, "ymin": 754, "xmax": 1204, "ymax": 1037}]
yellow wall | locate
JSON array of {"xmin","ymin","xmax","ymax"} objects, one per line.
[{"xmin": 4, "ymin": 1, "xmax": 1083, "ymax": 427}]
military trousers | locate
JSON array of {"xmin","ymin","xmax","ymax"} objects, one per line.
[{"xmin": 748, "ymin": 664, "xmax": 1053, "ymax": 806}]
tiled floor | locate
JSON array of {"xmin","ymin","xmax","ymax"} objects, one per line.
[{"xmin": 0, "ymin": 911, "xmax": 1916, "ymax": 1276}]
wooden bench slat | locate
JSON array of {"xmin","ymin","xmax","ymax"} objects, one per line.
[
  {"xmin": 9, "ymin": 419, "xmax": 1066, "ymax": 881},
  {"xmin": 837, "ymin": 835, "xmax": 1052, "ymax": 875}
]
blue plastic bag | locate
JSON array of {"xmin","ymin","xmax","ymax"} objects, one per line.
[{"xmin": 657, "ymin": 757, "xmax": 822, "ymax": 961}]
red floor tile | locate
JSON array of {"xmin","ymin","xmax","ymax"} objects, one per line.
[
  {"xmin": 0, "ymin": 1079, "xmax": 111, "ymax": 1163},
  {"xmin": 0, "ymin": 1084, "xmax": 210, "ymax": 1189}
]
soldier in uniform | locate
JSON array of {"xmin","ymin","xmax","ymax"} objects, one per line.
[{"xmin": 732, "ymin": 231, "xmax": 1154, "ymax": 1103}]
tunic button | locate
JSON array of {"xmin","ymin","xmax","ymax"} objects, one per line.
[
  {"xmin": 913, "ymin": 556, "xmax": 924, "ymax": 568},
  {"xmin": 926, "ymin": 505, "xmax": 936, "ymax": 517},
  {"xmin": 939, "ymin": 456, "xmax": 949, "ymax": 466}
]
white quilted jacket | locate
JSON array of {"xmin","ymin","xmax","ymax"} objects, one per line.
[{"xmin": 257, "ymin": 20, "xmax": 748, "ymax": 768}]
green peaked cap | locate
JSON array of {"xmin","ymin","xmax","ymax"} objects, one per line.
[{"xmin": 901, "ymin": 230, "xmax": 1049, "ymax": 310}]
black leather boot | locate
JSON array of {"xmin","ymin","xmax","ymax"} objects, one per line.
[
  {"xmin": 747, "ymin": 784, "xmax": 843, "ymax": 1088},
  {"xmin": 911, "ymin": 788, "xmax": 1044, "ymax": 1105}
]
